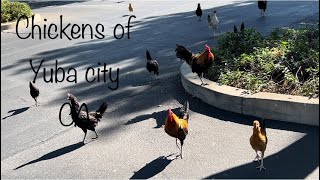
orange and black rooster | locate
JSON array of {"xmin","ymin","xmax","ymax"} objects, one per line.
[
  {"xmin": 67, "ymin": 93, "xmax": 108, "ymax": 143},
  {"xmin": 164, "ymin": 101, "xmax": 189, "ymax": 159},
  {"xmin": 250, "ymin": 119, "xmax": 267, "ymax": 171},
  {"xmin": 175, "ymin": 44, "xmax": 214, "ymax": 85}
]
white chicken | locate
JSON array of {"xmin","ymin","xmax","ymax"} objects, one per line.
[{"xmin": 207, "ymin": 10, "xmax": 220, "ymax": 36}]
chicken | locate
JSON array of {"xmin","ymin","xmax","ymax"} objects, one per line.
[
  {"xmin": 250, "ymin": 119, "xmax": 267, "ymax": 171},
  {"xmin": 146, "ymin": 50, "xmax": 159, "ymax": 80},
  {"xmin": 258, "ymin": 0, "xmax": 267, "ymax": 16},
  {"xmin": 164, "ymin": 101, "xmax": 189, "ymax": 158},
  {"xmin": 208, "ymin": 10, "xmax": 220, "ymax": 36},
  {"xmin": 195, "ymin": 3, "xmax": 202, "ymax": 21},
  {"xmin": 67, "ymin": 93, "xmax": 108, "ymax": 143},
  {"xmin": 128, "ymin": 3, "xmax": 133, "ymax": 15},
  {"xmin": 240, "ymin": 22, "xmax": 245, "ymax": 32},
  {"xmin": 234, "ymin": 22, "xmax": 245, "ymax": 33},
  {"xmin": 234, "ymin": 25, "xmax": 238, "ymax": 33},
  {"xmin": 29, "ymin": 82, "xmax": 39, "ymax": 106},
  {"xmin": 175, "ymin": 44, "xmax": 215, "ymax": 86}
]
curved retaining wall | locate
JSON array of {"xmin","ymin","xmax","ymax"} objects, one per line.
[{"xmin": 180, "ymin": 62, "xmax": 319, "ymax": 126}]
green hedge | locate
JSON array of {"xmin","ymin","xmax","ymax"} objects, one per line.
[
  {"xmin": 206, "ymin": 24, "xmax": 319, "ymax": 98},
  {"xmin": 1, "ymin": 0, "xmax": 32, "ymax": 23}
]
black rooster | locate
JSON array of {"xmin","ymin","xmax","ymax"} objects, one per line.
[
  {"xmin": 29, "ymin": 82, "xmax": 39, "ymax": 106},
  {"xmin": 240, "ymin": 22, "xmax": 245, "ymax": 32},
  {"xmin": 67, "ymin": 93, "xmax": 108, "ymax": 143},
  {"xmin": 195, "ymin": 3, "xmax": 202, "ymax": 21},
  {"xmin": 258, "ymin": 0, "xmax": 267, "ymax": 16},
  {"xmin": 234, "ymin": 22, "xmax": 245, "ymax": 33},
  {"xmin": 146, "ymin": 50, "xmax": 159, "ymax": 80}
]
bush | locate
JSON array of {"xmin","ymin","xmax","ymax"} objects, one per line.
[
  {"xmin": 206, "ymin": 25, "xmax": 319, "ymax": 98},
  {"xmin": 1, "ymin": 0, "xmax": 32, "ymax": 23}
]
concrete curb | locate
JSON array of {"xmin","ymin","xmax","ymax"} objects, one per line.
[
  {"xmin": 180, "ymin": 62, "xmax": 319, "ymax": 126},
  {"xmin": 1, "ymin": 14, "xmax": 41, "ymax": 31}
]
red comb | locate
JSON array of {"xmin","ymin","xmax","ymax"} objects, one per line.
[{"xmin": 205, "ymin": 44, "xmax": 210, "ymax": 51}]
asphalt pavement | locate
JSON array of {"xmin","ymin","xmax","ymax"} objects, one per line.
[{"xmin": 1, "ymin": 0, "xmax": 319, "ymax": 179}]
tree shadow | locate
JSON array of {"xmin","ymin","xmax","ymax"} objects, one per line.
[
  {"xmin": 14, "ymin": 142, "xmax": 84, "ymax": 170},
  {"xmin": 20, "ymin": 1, "xmax": 84, "ymax": 10},
  {"xmin": 204, "ymin": 132, "xmax": 319, "ymax": 179},
  {"xmin": 125, "ymin": 107, "xmax": 180, "ymax": 128},
  {"xmin": 130, "ymin": 154, "xmax": 177, "ymax": 179},
  {"xmin": 2, "ymin": 107, "xmax": 30, "ymax": 120}
]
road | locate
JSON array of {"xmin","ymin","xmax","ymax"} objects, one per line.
[{"xmin": 1, "ymin": 0, "xmax": 319, "ymax": 178}]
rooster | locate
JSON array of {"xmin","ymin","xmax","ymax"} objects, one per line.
[
  {"xmin": 175, "ymin": 44, "xmax": 214, "ymax": 86},
  {"xmin": 234, "ymin": 22, "xmax": 245, "ymax": 33},
  {"xmin": 240, "ymin": 22, "xmax": 245, "ymax": 32},
  {"xmin": 195, "ymin": 3, "xmax": 202, "ymax": 21},
  {"xmin": 258, "ymin": 0, "xmax": 267, "ymax": 16},
  {"xmin": 128, "ymin": 3, "xmax": 133, "ymax": 15},
  {"xmin": 207, "ymin": 10, "xmax": 220, "ymax": 36},
  {"xmin": 67, "ymin": 93, "xmax": 108, "ymax": 143},
  {"xmin": 165, "ymin": 101, "xmax": 189, "ymax": 159},
  {"xmin": 146, "ymin": 50, "xmax": 159, "ymax": 80},
  {"xmin": 250, "ymin": 119, "xmax": 267, "ymax": 171},
  {"xmin": 29, "ymin": 82, "xmax": 39, "ymax": 106}
]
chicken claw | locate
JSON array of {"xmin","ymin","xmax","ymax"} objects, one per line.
[{"xmin": 256, "ymin": 164, "xmax": 266, "ymax": 171}]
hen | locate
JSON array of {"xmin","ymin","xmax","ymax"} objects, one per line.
[
  {"xmin": 207, "ymin": 10, "xmax": 220, "ymax": 36},
  {"xmin": 146, "ymin": 50, "xmax": 159, "ymax": 80},
  {"xmin": 250, "ymin": 119, "xmax": 267, "ymax": 171},
  {"xmin": 165, "ymin": 101, "xmax": 189, "ymax": 158},
  {"xmin": 258, "ymin": 0, "xmax": 267, "ymax": 16},
  {"xmin": 195, "ymin": 3, "xmax": 202, "ymax": 21},
  {"xmin": 175, "ymin": 44, "xmax": 215, "ymax": 86},
  {"xmin": 128, "ymin": 3, "xmax": 133, "ymax": 15},
  {"xmin": 29, "ymin": 82, "xmax": 39, "ymax": 106},
  {"xmin": 67, "ymin": 93, "xmax": 108, "ymax": 143}
]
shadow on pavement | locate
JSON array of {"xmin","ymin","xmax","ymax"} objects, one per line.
[
  {"xmin": 204, "ymin": 132, "xmax": 319, "ymax": 179},
  {"xmin": 130, "ymin": 154, "xmax": 177, "ymax": 179},
  {"xmin": 21, "ymin": 1, "xmax": 84, "ymax": 10},
  {"xmin": 125, "ymin": 107, "xmax": 181, "ymax": 128},
  {"xmin": 14, "ymin": 142, "xmax": 84, "ymax": 170},
  {"xmin": 2, "ymin": 107, "xmax": 30, "ymax": 120}
]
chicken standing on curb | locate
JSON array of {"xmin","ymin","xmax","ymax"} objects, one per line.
[
  {"xmin": 195, "ymin": 3, "xmax": 202, "ymax": 21},
  {"xmin": 29, "ymin": 82, "xmax": 39, "ymax": 106},
  {"xmin": 67, "ymin": 93, "xmax": 108, "ymax": 143},
  {"xmin": 175, "ymin": 44, "xmax": 215, "ymax": 86},
  {"xmin": 164, "ymin": 101, "xmax": 189, "ymax": 159},
  {"xmin": 250, "ymin": 119, "xmax": 268, "ymax": 171},
  {"xmin": 146, "ymin": 50, "xmax": 159, "ymax": 80}
]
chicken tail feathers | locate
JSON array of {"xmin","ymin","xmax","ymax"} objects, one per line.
[
  {"xmin": 179, "ymin": 101, "xmax": 189, "ymax": 121},
  {"xmin": 146, "ymin": 50, "xmax": 152, "ymax": 61},
  {"xmin": 260, "ymin": 118, "xmax": 266, "ymax": 135},
  {"xmin": 96, "ymin": 102, "xmax": 108, "ymax": 116}
]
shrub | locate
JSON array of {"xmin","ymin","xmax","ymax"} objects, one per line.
[
  {"xmin": 1, "ymin": 0, "xmax": 32, "ymax": 23},
  {"xmin": 206, "ymin": 25, "xmax": 319, "ymax": 98}
]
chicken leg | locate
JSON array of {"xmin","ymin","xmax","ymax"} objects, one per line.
[
  {"xmin": 256, "ymin": 151, "xmax": 266, "ymax": 171},
  {"xmin": 92, "ymin": 130, "xmax": 99, "ymax": 139},
  {"xmin": 180, "ymin": 139, "xmax": 184, "ymax": 159},
  {"xmin": 82, "ymin": 131, "xmax": 87, "ymax": 143},
  {"xmin": 253, "ymin": 150, "xmax": 261, "ymax": 162}
]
